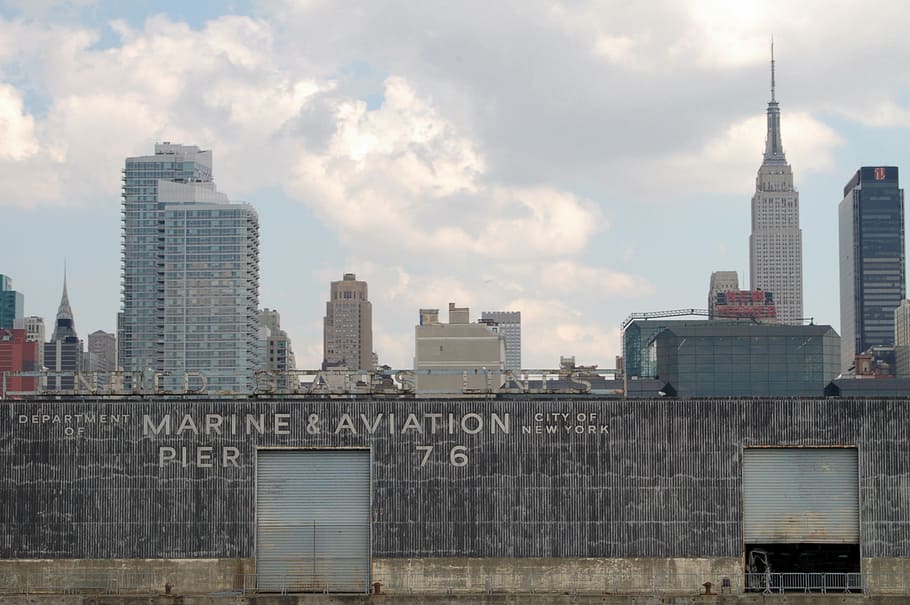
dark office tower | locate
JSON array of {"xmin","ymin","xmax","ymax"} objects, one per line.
[
  {"xmin": 839, "ymin": 166, "xmax": 905, "ymax": 373},
  {"xmin": 44, "ymin": 274, "xmax": 83, "ymax": 391},
  {"xmin": 323, "ymin": 273, "xmax": 374, "ymax": 370},
  {"xmin": 0, "ymin": 274, "xmax": 24, "ymax": 329},
  {"xmin": 749, "ymin": 45, "xmax": 804, "ymax": 324}
]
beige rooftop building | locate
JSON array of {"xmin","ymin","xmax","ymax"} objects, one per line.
[{"xmin": 414, "ymin": 303, "xmax": 505, "ymax": 395}]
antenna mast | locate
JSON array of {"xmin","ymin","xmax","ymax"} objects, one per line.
[{"xmin": 770, "ymin": 37, "xmax": 776, "ymax": 102}]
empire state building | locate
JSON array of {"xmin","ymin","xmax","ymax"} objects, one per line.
[{"xmin": 749, "ymin": 47, "xmax": 803, "ymax": 324}]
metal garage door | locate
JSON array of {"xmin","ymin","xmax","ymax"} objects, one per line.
[
  {"xmin": 743, "ymin": 447, "xmax": 859, "ymax": 543},
  {"xmin": 256, "ymin": 449, "xmax": 370, "ymax": 593}
]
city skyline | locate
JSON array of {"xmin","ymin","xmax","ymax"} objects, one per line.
[{"xmin": 2, "ymin": 1, "xmax": 910, "ymax": 369}]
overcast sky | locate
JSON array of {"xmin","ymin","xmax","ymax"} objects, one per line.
[{"xmin": 2, "ymin": 0, "xmax": 910, "ymax": 369}]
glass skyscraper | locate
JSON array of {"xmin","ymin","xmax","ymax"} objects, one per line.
[
  {"xmin": 0, "ymin": 275, "xmax": 24, "ymax": 329},
  {"xmin": 839, "ymin": 166, "xmax": 905, "ymax": 373},
  {"xmin": 119, "ymin": 143, "xmax": 260, "ymax": 393}
]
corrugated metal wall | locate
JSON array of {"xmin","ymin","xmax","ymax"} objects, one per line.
[
  {"xmin": 743, "ymin": 447, "xmax": 859, "ymax": 543},
  {"xmin": 256, "ymin": 449, "xmax": 370, "ymax": 592},
  {"xmin": 0, "ymin": 397, "xmax": 908, "ymax": 560}
]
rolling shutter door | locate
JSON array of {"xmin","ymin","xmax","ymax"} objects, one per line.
[
  {"xmin": 256, "ymin": 449, "xmax": 370, "ymax": 592},
  {"xmin": 743, "ymin": 447, "xmax": 859, "ymax": 543}
]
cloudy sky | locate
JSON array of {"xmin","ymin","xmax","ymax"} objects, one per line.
[{"xmin": 2, "ymin": 0, "xmax": 909, "ymax": 369}]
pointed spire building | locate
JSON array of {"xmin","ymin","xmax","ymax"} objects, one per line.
[
  {"xmin": 51, "ymin": 271, "xmax": 77, "ymax": 342},
  {"xmin": 748, "ymin": 43, "xmax": 804, "ymax": 324},
  {"xmin": 45, "ymin": 271, "xmax": 83, "ymax": 391}
]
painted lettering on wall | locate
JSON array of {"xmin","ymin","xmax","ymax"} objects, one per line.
[
  {"xmin": 13, "ymin": 407, "xmax": 609, "ymax": 471},
  {"xmin": 523, "ymin": 412, "xmax": 610, "ymax": 435}
]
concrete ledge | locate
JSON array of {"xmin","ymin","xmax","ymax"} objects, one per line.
[
  {"xmin": 373, "ymin": 557, "xmax": 742, "ymax": 595},
  {"xmin": 1, "ymin": 557, "xmax": 907, "ymax": 599},
  {"xmin": 0, "ymin": 559, "xmax": 254, "ymax": 595}
]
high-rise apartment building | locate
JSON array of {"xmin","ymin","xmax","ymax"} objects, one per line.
[
  {"xmin": 260, "ymin": 308, "xmax": 297, "ymax": 388},
  {"xmin": 323, "ymin": 273, "xmax": 373, "ymax": 370},
  {"xmin": 119, "ymin": 142, "xmax": 260, "ymax": 393},
  {"xmin": 44, "ymin": 276, "xmax": 82, "ymax": 391},
  {"xmin": 0, "ymin": 275, "xmax": 24, "ymax": 329},
  {"xmin": 749, "ymin": 48, "xmax": 803, "ymax": 325},
  {"xmin": 839, "ymin": 166, "xmax": 905, "ymax": 373},
  {"xmin": 481, "ymin": 311, "xmax": 521, "ymax": 371}
]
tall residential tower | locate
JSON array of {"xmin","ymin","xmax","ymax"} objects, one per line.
[
  {"xmin": 839, "ymin": 166, "xmax": 905, "ymax": 372},
  {"xmin": 749, "ymin": 46, "xmax": 804, "ymax": 324},
  {"xmin": 118, "ymin": 143, "xmax": 260, "ymax": 393}
]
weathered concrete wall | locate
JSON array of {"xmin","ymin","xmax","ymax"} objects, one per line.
[
  {"xmin": 0, "ymin": 559, "xmax": 254, "ymax": 595},
  {"xmin": 373, "ymin": 557, "xmax": 742, "ymax": 595},
  {"xmin": 863, "ymin": 558, "xmax": 910, "ymax": 595},
  {"xmin": 0, "ymin": 557, "xmax": 742, "ymax": 596}
]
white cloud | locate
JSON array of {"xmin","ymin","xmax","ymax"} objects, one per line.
[
  {"xmin": 645, "ymin": 112, "xmax": 843, "ymax": 196},
  {"xmin": 0, "ymin": 15, "xmax": 334, "ymax": 207},
  {"xmin": 0, "ymin": 84, "xmax": 38, "ymax": 160},
  {"xmin": 842, "ymin": 100, "xmax": 910, "ymax": 129},
  {"xmin": 536, "ymin": 261, "xmax": 655, "ymax": 297},
  {"xmin": 287, "ymin": 76, "xmax": 605, "ymax": 261}
]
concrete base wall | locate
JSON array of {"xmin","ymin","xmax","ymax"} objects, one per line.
[
  {"xmin": 373, "ymin": 557, "xmax": 743, "ymax": 595},
  {"xmin": 864, "ymin": 557, "xmax": 910, "ymax": 595},
  {"xmin": 0, "ymin": 557, "xmax": 741, "ymax": 596},
  {"xmin": 0, "ymin": 559, "xmax": 254, "ymax": 595},
  {"xmin": 1, "ymin": 557, "xmax": 907, "ymax": 598}
]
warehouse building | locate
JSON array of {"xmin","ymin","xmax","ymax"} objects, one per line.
[{"xmin": 0, "ymin": 396, "xmax": 908, "ymax": 597}]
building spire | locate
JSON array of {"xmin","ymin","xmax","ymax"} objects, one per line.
[
  {"xmin": 51, "ymin": 264, "xmax": 76, "ymax": 342},
  {"xmin": 763, "ymin": 38, "xmax": 785, "ymax": 162},
  {"xmin": 770, "ymin": 37, "xmax": 776, "ymax": 102}
]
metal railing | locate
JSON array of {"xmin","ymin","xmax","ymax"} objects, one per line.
[
  {"xmin": 745, "ymin": 572, "xmax": 863, "ymax": 594},
  {"xmin": 0, "ymin": 571, "xmax": 160, "ymax": 595}
]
